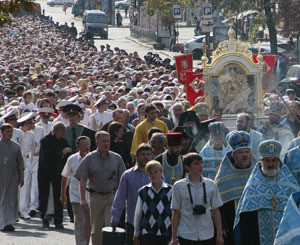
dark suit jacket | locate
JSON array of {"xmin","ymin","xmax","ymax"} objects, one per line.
[
  {"xmin": 38, "ymin": 133, "xmax": 69, "ymax": 178},
  {"xmin": 81, "ymin": 125, "xmax": 96, "ymax": 151}
]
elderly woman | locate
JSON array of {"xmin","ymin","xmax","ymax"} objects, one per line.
[{"xmin": 108, "ymin": 121, "xmax": 132, "ymax": 169}]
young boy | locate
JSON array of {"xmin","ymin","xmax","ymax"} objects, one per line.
[
  {"xmin": 19, "ymin": 90, "xmax": 36, "ymax": 114},
  {"xmin": 170, "ymin": 152, "xmax": 224, "ymax": 245},
  {"xmin": 133, "ymin": 160, "xmax": 172, "ymax": 245}
]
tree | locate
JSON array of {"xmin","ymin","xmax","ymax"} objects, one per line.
[
  {"xmin": 278, "ymin": 0, "xmax": 300, "ymax": 36},
  {"xmin": 145, "ymin": 0, "xmax": 190, "ymax": 34},
  {"xmin": 212, "ymin": 0, "xmax": 278, "ymax": 54},
  {"xmin": 279, "ymin": 0, "xmax": 300, "ymax": 61},
  {"xmin": 0, "ymin": 0, "xmax": 35, "ymax": 27}
]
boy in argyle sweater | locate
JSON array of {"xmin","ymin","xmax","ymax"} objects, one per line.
[{"xmin": 133, "ymin": 160, "xmax": 172, "ymax": 245}]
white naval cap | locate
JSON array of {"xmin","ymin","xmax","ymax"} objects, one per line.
[
  {"xmin": 17, "ymin": 112, "xmax": 36, "ymax": 124},
  {"xmin": 68, "ymin": 95, "xmax": 79, "ymax": 103},
  {"xmin": 56, "ymin": 100, "xmax": 72, "ymax": 110},
  {"xmin": 38, "ymin": 107, "xmax": 54, "ymax": 114},
  {"xmin": 94, "ymin": 95, "xmax": 107, "ymax": 107},
  {"xmin": 1, "ymin": 107, "xmax": 18, "ymax": 120}
]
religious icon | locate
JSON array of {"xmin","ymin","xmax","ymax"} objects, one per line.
[
  {"xmin": 181, "ymin": 59, "xmax": 189, "ymax": 70},
  {"xmin": 215, "ymin": 64, "xmax": 254, "ymax": 114}
]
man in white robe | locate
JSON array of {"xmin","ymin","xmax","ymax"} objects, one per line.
[
  {"xmin": 88, "ymin": 95, "xmax": 112, "ymax": 131},
  {"xmin": 18, "ymin": 113, "xmax": 35, "ymax": 220}
]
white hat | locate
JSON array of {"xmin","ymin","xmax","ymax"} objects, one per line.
[
  {"xmin": 56, "ymin": 100, "xmax": 72, "ymax": 110},
  {"xmin": 94, "ymin": 95, "xmax": 107, "ymax": 106},
  {"xmin": 17, "ymin": 112, "xmax": 36, "ymax": 124},
  {"xmin": 38, "ymin": 107, "xmax": 54, "ymax": 114},
  {"xmin": 1, "ymin": 107, "xmax": 18, "ymax": 120},
  {"xmin": 68, "ymin": 95, "xmax": 79, "ymax": 103}
]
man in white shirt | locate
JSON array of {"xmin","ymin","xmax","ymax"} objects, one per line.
[
  {"xmin": 0, "ymin": 107, "xmax": 24, "ymax": 145},
  {"xmin": 18, "ymin": 112, "xmax": 35, "ymax": 219},
  {"xmin": 53, "ymin": 100, "xmax": 71, "ymax": 127},
  {"xmin": 19, "ymin": 90, "xmax": 36, "ymax": 114},
  {"xmin": 36, "ymin": 107, "xmax": 54, "ymax": 136},
  {"xmin": 78, "ymin": 97, "xmax": 92, "ymax": 127},
  {"xmin": 88, "ymin": 95, "xmax": 112, "ymax": 131},
  {"xmin": 171, "ymin": 152, "xmax": 223, "ymax": 245},
  {"xmin": 61, "ymin": 136, "xmax": 91, "ymax": 245},
  {"xmin": 29, "ymin": 120, "xmax": 44, "ymax": 217}
]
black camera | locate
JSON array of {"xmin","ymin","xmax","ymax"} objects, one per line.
[{"xmin": 193, "ymin": 205, "xmax": 206, "ymax": 215}]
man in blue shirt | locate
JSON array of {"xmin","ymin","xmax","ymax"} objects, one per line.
[{"xmin": 111, "ymin": 143, "xmax": 153, "ymax": 245}]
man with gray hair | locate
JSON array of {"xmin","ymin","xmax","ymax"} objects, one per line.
[
  {"xmin": 75, "ymin": 131, "xmax": 126, "ymax": 245},
  {"xmin": 38, "ymin": 122, "xmax": 71, "ymax": 229},
  {"xmin": 102, "ymin": 109, "xmax": 125, "ymax": 131},
  {"xmin": 149, "ymin": 132, "xmax": 166, "ymax": 158},
  {"xmin": 169, "ymin": 103, "xmax": 184, "ymax": 127}
]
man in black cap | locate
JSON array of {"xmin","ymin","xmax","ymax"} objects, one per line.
[
  {"xmin": 155, "ymin": 132, "xmax": 184, "ymax": 185},
  {"xmin": 173, "ymin": 126, "xmax": 197, "ymax": 155},
  {"xmin": 178, "ymin": 110, "xmax": 215, "ymax": 153},
  {"xmin": 63, "ymin": 104, "xmax": 96, "ymax": 223},
  {"xmin": 63, "ymin": 104, "xmax": 96, "ymax": 153}
]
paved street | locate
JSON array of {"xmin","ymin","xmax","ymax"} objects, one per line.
[
  {"xmin": 36, "ymin": 0, "xmax": 197, "ymax": 61},
  {"xmin": 1, "ymin": 4, "xmax": 197, "ymax": 244},
  {"xmin": 1, "ymin": 211, "xmax": 75, "ymax": 244}
]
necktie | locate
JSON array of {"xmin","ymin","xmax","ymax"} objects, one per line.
[{"xmin": 72, "ymin": 127, "xmax": 76, "ymax": 152}]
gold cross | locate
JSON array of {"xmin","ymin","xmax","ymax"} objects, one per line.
[
  {"xmin": 228, "ymin": 10, "xmax": 232, "ymax": 26},
  {"xmin": 271, "ymin": 195, "xmax": 277, "ymax": 209}
]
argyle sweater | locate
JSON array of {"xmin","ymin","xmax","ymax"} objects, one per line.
[{"xmin": 138, "ymin": 183, "xmax": 172, "ymax": 237}]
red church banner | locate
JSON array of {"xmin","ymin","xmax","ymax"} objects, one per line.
[
  {"xmin": 186, "ymin": 71, "xmax": 205, "ymax": 105},
  {"xmin": 175, "ymin": 54, "xmax": 193, "ymax": 84},
  {"xmin": 253, "ymin": 54, "xmax": 278, "ymax": 75},
  {"xmin": 253, "ymin": 54, "xmax": 279, "ymax": 90}
]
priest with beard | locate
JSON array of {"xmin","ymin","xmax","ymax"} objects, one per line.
[
  {"xmin": 169, "ymin": 103, "xmax": 184, "ymax": 127},
  {"xmin": 155, "ymin": 132, "xmax": 184, "ymax": 185},
  {"xmin": 178, "ymin": 110, "xmax": 215, "ymax": 153},
  {"xmin": 215, "ymin": 131, "xmax": 255, "ymax": 245},
  {"xmin": 200, "ymin": 122, "xmax": 232, "ymax": 180},
  {"xmin": 232, "ymin": 112, "xmax": 263, "ymax": 162},
  {"xmin": 172, "ymin": 126, "xmax": 197, "ymax": 155},
  {"xmin": 233, "ymin": 140, "xmax": 300, "ymax": 245}
]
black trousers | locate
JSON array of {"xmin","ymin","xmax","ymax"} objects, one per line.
[
  {"xmin": 178, "ymin": 237, "xmax": 215, "ymax": 245},
  {"xmin": 38, "ymin": 176, "xmax": 63, "ymax": 225},
  {"xmin": 66, "ymin": 186, "xmax": 73, "ymax": 221},
  {"xmin": 125, "ymin": 223, "xmax": 134, "ymax": 245},
  {"xmin": 140, "ymin": 234, "xmax": 170, "ymax": 245}
]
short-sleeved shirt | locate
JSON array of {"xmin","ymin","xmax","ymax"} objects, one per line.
[
  {"xmin": 75, "ymin": 150, "xmax": 126, "ymax": 193},
  {"xmin": 61, "ymin": 152, "xmax": 88, "ymax": 203},
  {"xmin": 171, "ymin": 176, "xmax": 223, "ymax": 241}
]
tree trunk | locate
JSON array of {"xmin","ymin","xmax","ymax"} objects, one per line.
[{"xmin": 264, "ymin": 0, "xmax": 277, "ymax": 54}]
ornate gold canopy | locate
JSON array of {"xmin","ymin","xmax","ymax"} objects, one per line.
[{"xmin": 201, "ymin": 22, "xmax": 264, "ymax": 116}]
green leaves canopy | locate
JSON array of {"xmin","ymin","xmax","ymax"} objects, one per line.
[
  {"xmin": 145, "ymin": 0, "xmax": 190, "ymax": 28},
  {"xmin": 0, "ymin": 0, "xmax": 36, "ymax": 27}
]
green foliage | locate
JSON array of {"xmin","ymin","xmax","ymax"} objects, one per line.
[
  {"xmin": 0, "ymin": 0, "xmax": 35, "ymax": 27},
  {"xmin": 212, "ymin": 0, "xmax": 256, "ymax": 14},
  {"xmin": 248, "ymin": 11, "xmax": 266, "ymax": 43},
  {"xmin": 145, "ymin": 0, "xmax": 190, "ymax": 29},
  {"xmin": 278, "ymin": 0, "xmax": 300, "ymax": 35}
]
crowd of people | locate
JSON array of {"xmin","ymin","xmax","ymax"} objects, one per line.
[{"xmin": 1, "ymin": 15, "xmax": 300, "ymax": 245}]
